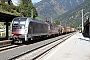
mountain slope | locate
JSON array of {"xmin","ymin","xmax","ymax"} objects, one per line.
[
  {"xmin": 34, "ymin": 0, "xmax": 85, "ymax": 20},
  {"xmin": 56, "ymin": 0, "xmax": 85, "ymax": 10},
  {"xmin": 34, "ymin": 0, "xmax": 67, "ymax": 20},
  {"xmin": 57, "ymin": 0, "xmax": 90, "ymax": 28}
]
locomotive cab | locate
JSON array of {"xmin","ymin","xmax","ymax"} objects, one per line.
[
  {"xmin": 9, "ymin": 17, "xmax": 29, "ymax": 43},
  {"xmin": 9, "ymin": 17, "xmax": 49, "ymax": 43}
]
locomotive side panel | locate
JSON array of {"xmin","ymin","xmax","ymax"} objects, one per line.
[{"xmin": 28, "ymin": 21, "xmax": 49, "ymax": 37}]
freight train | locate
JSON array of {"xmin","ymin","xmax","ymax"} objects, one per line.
[{"xmin": 9, "ymin": 17, "xmax": 76, "ymax": 43}]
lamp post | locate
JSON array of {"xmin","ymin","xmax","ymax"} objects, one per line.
[
  {"xmin": 82, "ymin": 9, "xmax": 84, "ymax": 33},
  {"xmin": 81, "ymin": 9, "xmax": 89, "ymax": 33}
]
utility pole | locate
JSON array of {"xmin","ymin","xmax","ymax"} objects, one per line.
[
  {"xmin": 82, "ymin": 9, "xmax": 84, "ymax": 33},
  {"xmin": 51, "ymin": 17, "xmax": 53, "ymax": 23},
  {"xmin": 60, "ymin": 21, "xmax": 61, "ymax": 25}
]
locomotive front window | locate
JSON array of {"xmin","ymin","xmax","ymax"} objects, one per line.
[
  {"xmin": 13, "ymin": 18, "xmax": 26, "ymax": 25},
  {"xmin": 13, "ymin": 19, "xmax": 18, "ymax": 24},
  {"xmin": 12, "ymin": 18, "xmax": 27, "ymax": 29},
  {"xmin": 20, "ymin": 21, "xmax": 26, "ymax": 25}
]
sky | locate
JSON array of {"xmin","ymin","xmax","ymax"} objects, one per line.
[
  {"xmin": 11, "ymin": 0, "xmax": 41, "ymax": 6},
  {"xmin": 32, "ymin": 0, "xmax": 42, "ymax": 3}
]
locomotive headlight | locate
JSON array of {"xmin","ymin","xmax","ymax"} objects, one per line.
[{"xmin": 22, "ymin": 26, "xmax": 24, "ymax": 29}]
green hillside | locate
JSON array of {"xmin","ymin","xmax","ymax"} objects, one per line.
[
  {"xmin": 34, "ymin": 0, "xmax": 85, "ymax": 20},
  {"xmin": 57, "ymin": 0, "xmax": 90, "ymax": 28}
]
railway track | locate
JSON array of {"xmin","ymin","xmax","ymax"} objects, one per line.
[
  {"xmin": 0, "ymin": 33, "xmax": 76, "ymax": 60},
  {"xmin": 0, "ymin": 44, "xmax": 25, "ymax": 53},
  {"xmin": 0, "ymin": 40, "xmax": 12, "ymax": 47},
  {"xmin": 15, "ymin": 33, "xmax": 74, "ymax": 60}
]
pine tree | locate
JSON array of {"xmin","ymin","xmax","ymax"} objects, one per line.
[{"xmin": 19, "ymin": 0, "xmax": 38, "ymax": 18}]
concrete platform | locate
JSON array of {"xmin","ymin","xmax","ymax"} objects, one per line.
[{"xmin": 39, "ymin": 32, "xmax": 90, "ymax": 60}]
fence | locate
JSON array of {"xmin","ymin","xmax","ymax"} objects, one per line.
[{"xmin": 0, "ymin": 29, "xmax": 6, "ymax": 37}]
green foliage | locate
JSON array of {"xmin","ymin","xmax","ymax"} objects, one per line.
[
  {"xmin": 54, "ymin": 19, "xmax": 60, "ymax": 25},
  {"xmin": 0, "ymin": 22, "xmax": 5, "ymax": 29},
  {"xmin": 57, "ymin": 0, "xmax": 90, "ymax": 28},
  {"xmin": 1, "ymin": 0, "xmax": 5, "ymax": 3},
  {"xmin": 0, "ymin": 0, "xmax": 38, "ymax": 29},
  {"xmin": 0, "ymin": 2, "xmax": 20, "ymax": 16},
  {"xmin": 0, "ymin": 0, "xmax": 38, "ymax": 17},
  {"xmin": 3, "ymin": 4, "xmax": 11, "ymax": 12},
  {"xmin": 0, "ymin": 22, "xmax": 4, "ymax": 26},
  {"xmin": 35, "ymin": 17, "xmax": 43, "ymax": 20},
  {"xmin": 76, "ymin": 26, "xmax": 82, "ymax": 30},
  {"xmin": 19, "ymin": 0, "xmax": 38, "ymax": 18}
]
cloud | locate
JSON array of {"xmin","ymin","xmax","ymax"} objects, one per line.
[{"xmin": 12, "ymin": 0, "xmax": 20, "ymax": 6}]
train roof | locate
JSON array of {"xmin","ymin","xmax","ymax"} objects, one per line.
[{"xmin": 13, "ymin": 17, "xmax": 48, "ymax": 25}]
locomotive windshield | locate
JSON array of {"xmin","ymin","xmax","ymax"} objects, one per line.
[
  {"xmin": 12, "ymin": 18, "xmax": 27, "ymax": 29},
  {"xmin": 13, "ymin": 18, "xmax": 26, "ymax": 25}
]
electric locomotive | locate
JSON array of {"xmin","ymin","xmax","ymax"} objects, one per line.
[{"xmin": 9, "ymin": 17, "xmax": 49, "ymax": 43}]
